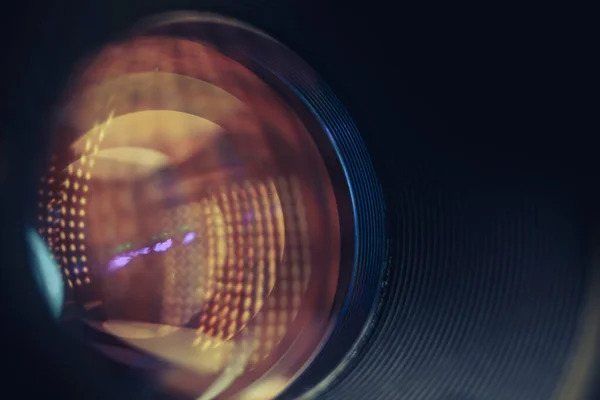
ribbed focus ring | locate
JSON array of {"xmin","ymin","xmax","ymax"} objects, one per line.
[
  {"xmin": 243, "ymin": 28, "xmax": 389, "ymax": 397},
  {"xmin": 321, "ymin": 156, "xmax": 587, "ymax": 400}
]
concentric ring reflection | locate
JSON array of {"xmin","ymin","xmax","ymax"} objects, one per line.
[{"xmin": 37, "ymin": 21, "xmax": 341, "ymax": 400}]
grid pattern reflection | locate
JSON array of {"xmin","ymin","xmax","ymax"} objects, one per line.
[
  {"xmin": 36, "ymin": 19, "xmax": 341, "ymax": 400},
  {"xmin": 39, "ymin": 171, "xmax": 313, "ymax": 369},
  {"xmin": 38, "ymin": 119, "xmax": 111, "ymax": 291}
]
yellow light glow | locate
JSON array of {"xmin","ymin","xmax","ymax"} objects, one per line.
[{"xmin": 40, "ymin": 33, "xmax": 338, "ymax": 383}]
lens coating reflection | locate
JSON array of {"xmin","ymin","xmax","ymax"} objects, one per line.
[{"xmin": 37, "ymin": 16, "xmax": 341, "ymax": 400}]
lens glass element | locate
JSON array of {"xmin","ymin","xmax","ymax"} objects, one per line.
[{"xmin": 37, "ymin": 16, "xmax": 342, "ymax": 399}]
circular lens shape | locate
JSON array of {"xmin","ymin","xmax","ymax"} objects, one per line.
[{"xmin": 36, "ymin": 14, "xmax": 353, "ymax": 399}]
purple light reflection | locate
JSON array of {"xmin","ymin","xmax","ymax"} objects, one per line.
[
  {"xmin": 108, "ymin": 256, "xmax": 133, "ymax": 271},
  {"xmin": 153, "ymin": 239, "xmax": 173, "ymax": 253},
  {"xmin": 107, "ymin": 234, "xmax": 196, "ymax": 272},
  {"xmin": 182, "ymin": 232, "xmax": 196, "ymax": 245}
]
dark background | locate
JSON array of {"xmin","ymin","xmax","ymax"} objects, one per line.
[{"xmin": 0, "ymin": 1, "xmax": 594, "ymax": 399}]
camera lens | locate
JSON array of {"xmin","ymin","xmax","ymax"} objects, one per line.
[
  {"xmin": 35, "ymin": 13, "xmax": 377, "ymax": 399},
  {"xmin": 26, "ymin": 9, "xmax": 597, "ymax": 400}
]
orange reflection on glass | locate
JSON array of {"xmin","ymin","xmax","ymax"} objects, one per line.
[{"xmin": 38, "ymin": 21, "xmax": 341, "ymax": 400}]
